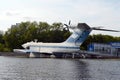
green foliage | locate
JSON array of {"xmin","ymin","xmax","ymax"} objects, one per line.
[
  {"xmin": 0, "ymin": 34, "xmax": 6, "ymax": 52},
  {"xmin": 0, "ymin": 34, "xmax": 4, "ymax": 44},
  {"xmin": 3, "ymin": 48, "xmax": 11, "ymax": 52},
  {"xmin": 0, "ymin": 43, "xmax": 4, "ymax": 51},
  {"xmin": 3, "ymin": 21, "xmax": 70, "ymax": 50}
]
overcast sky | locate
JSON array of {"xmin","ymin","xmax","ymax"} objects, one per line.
[{"xmin": 0, "ymin": 0, "xmax": 120, "ymax": 36}]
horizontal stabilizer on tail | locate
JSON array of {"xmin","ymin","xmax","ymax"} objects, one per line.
[{"xmin": 92, "ymin": 27, "xmax": 120, "ymax": 32}]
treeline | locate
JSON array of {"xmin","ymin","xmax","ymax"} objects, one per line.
[
  {"xmin": 81, "ymin": 34, "xmax": 120, "ymax": 50},
  {"xmin": 0, "ymin": 21, "xmax": 70, "ymax": 51},
  {"xmin": 0, "ymin": 21, "xmax": 120, "ymax": 52}
]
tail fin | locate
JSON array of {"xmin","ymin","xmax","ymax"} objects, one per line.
[
  {"xmin": 64, "ymin": 23, "xmax": 119, "ymax": 46},
  {"xmin": 65, "ymin": 23, "xmax": 92, "ymax": 46}
]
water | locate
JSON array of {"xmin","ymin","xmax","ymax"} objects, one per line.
[{"xmin": 0, "ymin": 56, "xmax": 120, "ymax": 80}]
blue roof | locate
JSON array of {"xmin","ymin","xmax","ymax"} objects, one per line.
[{"xmin": 109, "ymin": 42, "xmax": 120, "ymax": 48}]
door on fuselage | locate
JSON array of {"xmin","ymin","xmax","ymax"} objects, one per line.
[{"xmin": 30, "ymin": 46, "xmax": 40, "ymax": 52}]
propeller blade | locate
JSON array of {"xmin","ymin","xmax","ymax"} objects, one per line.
[
  {"xmin": 64, "ymin": 24, "xmax": 69, "ymax": 27},
  {"xmin": 68, "ymin": 20, "xmax": 71, "ymax": 25},
  {"xmin": 64, "ymin": 21, "xmax": 78, "ymax": 30},
  {"xmin": 64, "ymin": 24, "xmax": 69, "ymax": 31}
]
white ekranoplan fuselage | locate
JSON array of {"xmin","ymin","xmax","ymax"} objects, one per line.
[{"xmin": 22, "ymin": 42, "xmax": 80, "ymax": 54}]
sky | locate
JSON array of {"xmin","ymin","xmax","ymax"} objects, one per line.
[{"xmin": 0, "ymin": 0, "xmax": 120, "ymax": 36}]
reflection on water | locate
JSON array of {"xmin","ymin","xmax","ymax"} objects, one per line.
[
  {"xmin": 84, "ymin": 59, "xmax": 120, "ymax": 80},
  {"xmin": 0, "ymin": 56, "xmax": 120, "ymax": 80}
]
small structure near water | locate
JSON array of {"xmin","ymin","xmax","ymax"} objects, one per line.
[{"xmin": 88, "ymin": 42, "xmax": 120, "ymax": 57}]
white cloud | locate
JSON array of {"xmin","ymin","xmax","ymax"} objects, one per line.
[{"xmin": 6, "ymin": 12, "xmax": 20, "ymax": 16}]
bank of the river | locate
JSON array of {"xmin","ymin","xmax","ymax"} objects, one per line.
[
  {"xmin": 0, "ymin": 52, "xmax": 120, "ymax": 59},
  {"xmin": 0, "ymin": 52, "xmax": 29, "ymax": 57}
]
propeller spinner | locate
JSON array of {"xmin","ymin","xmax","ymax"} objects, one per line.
[{"xmin": 64, "ymin": 20, "xmax": 77, "ymax": 31}]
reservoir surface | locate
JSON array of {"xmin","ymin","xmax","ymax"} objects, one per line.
[{"xmin": 0, "ymin": 56, "xmax": 120, "ymax": 80}]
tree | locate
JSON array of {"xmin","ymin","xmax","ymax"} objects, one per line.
[
  {"xmin": 3, "ymin": 21, "xmax": 70, "ymax": 51},
  {"xmin": 81, "ymin": 34, "xmax": 120, "ymax": 50},
  {"xmin": 3, "ymin": 21, "xmax": 120, "ymax": 51}
]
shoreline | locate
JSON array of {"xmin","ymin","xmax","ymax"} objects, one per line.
[
  {"xmin": 0, "ymin": 52, "xmax": 29, "ymax": 58},
  {"xmin": 0, "ymin": 52, "xmax": 120, "ymax": 59}
]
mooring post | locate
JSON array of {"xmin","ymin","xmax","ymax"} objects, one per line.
[{"xmin": 72, "ymin": 53, "xmax": 75, "ymax": 59}]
